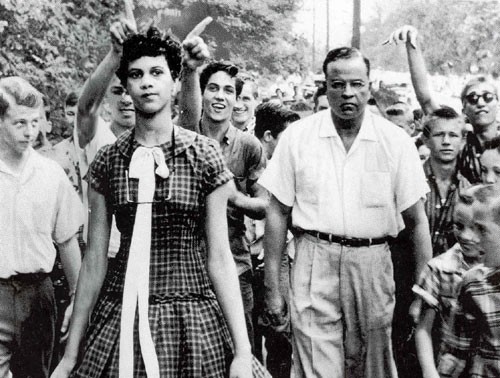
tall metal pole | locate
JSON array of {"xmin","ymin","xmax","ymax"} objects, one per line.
[
  {"xmin": 312, "ymin": 0, "xmax": 316, "ymax": 71},
  {"xmin": 326, "ymin": 0, "xmax": 330, "ymax": 54}
]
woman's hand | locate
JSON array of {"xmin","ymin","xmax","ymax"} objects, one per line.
[
  {"xmin": 229, "ymin": 352, "xmax": 252, "ymax": 378},
  {"xmin": 50, "ymin": 356, "xmax": 76, "ymax": 378}
]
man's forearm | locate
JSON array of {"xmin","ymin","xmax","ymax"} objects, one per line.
[
  {"xmin": 58, "ymin": 234, "xmax": 82, "ymax": 293},
  {"xmin": 409, "ymin": 220, "xmax": 432, "ymax": 281},
  {"xmin": 177, "ymin": 66, "xmax": 202, "ymax": 132},
  {"xmin": 263, "ymin": 198, "xmax": 290, "ymax": 292},
  {"xmin": 231, "ymin": 191, "xmax": 267, "ymax": 220}
]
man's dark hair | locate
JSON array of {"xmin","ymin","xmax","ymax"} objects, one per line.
[
  {"xmin": 322, "ymin": 47, "xmax": 371, "ymax": 77},
  {"xmin": 199, "ymin": 61, "xmax": 243, "ymax": 96},
  {"xmin": 422, "ymin": 106, "xmax": 465, "ymax": 138},
  {"xmin": 116, "ymin": 27, "xmax": 182, "ymax": 87},
  {"xmin": 313, "ymin": 86, "xmax": 327, "ymax": 109},
  {"xmin": 254, "ymin": 102, "xmax": 298, "ymax": 140},
  {"xmin": 64, "ymin": 92, "xmax": 79, "ymax": 108},
  {"xmin": 413, "ymin": 108, "xmax": 424, "ymax": 122},
  {"xmin": 483, "ymin": 135, "xmax": 500, "ymax": 152}
]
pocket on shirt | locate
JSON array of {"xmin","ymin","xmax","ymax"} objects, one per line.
[
  {"xmin": 361, "ymin": 172, "xmax": 391, "ymax": 208},
  {"xmin": 296, "ymin": 162, "xmax": 319, "ymax": 205}
]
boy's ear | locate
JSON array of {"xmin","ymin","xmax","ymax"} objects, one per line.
[{"xmin": 263, "ymin": 130, "xmax": 273, "ymax": 142}]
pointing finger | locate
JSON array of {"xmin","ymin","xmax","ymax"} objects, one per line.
[{"xmin": 186, "ymin": 16, "xmax": 213, "ymax": 39}]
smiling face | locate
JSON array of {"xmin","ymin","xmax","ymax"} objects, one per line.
[
  {"xmin": 202, "ymin": 71, "xmax": 237, "ymax": 124},
  {"xmin": 424, "ymin": 118, "xmax": 464, "ymax": 164},
  {"xmin": 473, "ymin": 201, "xmax": 500, "ymax": 267},
  {"xmin": 232, "ymin": 81, "xmax": 258, "ymax": 129},
  {"xmin": 453, "ymin": 203, "xmax": 481, "ymax": 260},
  {"xmin": 0, "ymin": 99, "xmax": 40, "ymax": 156},
  {"xmin": 325, "ymin": 57, "xmax": 370, "ymax": 122},
  {"xmin": 462, "ymin": 82, "xmax": 498, "ymax": 130},
  {"xmin": 106, "ymin": 76, "xmax": 135, "ymax": 128},
  {"xmin": 126, "ymin": 55, "xmax": 173, "ymax": 116}
]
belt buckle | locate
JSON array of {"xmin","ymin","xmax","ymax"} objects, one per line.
[{"xmin": 328, "ymin": 234, "xmax": 333, "ymax": 243}]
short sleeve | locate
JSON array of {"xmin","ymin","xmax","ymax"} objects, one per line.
[
  {"xmin": 245, "ymin": 137, "xmax": 267, "ymax": 184},
  {"xmin": 87, "ymin": 144, "xmax": 110, "ymax": 196},
  {"xmin": 202, "ymin": 140, "xmax": 233, "ymax": 194},
  {"xmin": 413, "ymin": 262, "xmax": 441, "ymax": 311},
  {"xmin": 394, "ymin": 136, "xmax": 430, "ymax": 213},
  {"xmin": 258, "ymin": 126, "xmax": 295, "ymax": 207},
  {"xmin": 52, "ymin": 168, "xmax": 85, "ymax": 244}
]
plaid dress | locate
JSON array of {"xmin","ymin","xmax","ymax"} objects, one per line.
[{"xmin": 72, "ymin": 127, "xmax": 244, "ymax": 377}]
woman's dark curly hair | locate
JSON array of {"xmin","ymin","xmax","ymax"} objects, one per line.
[{"xmin": 116, "ymin": 27, "xmax": 182, "ymax": 87}]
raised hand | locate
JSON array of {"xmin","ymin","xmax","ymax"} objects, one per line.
[
  {"xmin": 182, "ymin": 17, "xmax": 212, "ymax": 71},
  {"xmin": 109, "ymin": 0, "xmax": 138, "ymax": 55},
  {"xmin": 383, "ymin": 25, "xmax": 419, "ymax": 49}
]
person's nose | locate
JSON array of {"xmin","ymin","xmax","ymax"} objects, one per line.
[{"xmin": 342, "ymin": 83, "xmax": 354, "ymax": 98}]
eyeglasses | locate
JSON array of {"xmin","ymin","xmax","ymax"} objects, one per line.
[
  {"xmin": 464, "ymin": 92, "xmax": 497, "ymax": 105},
  {"xmin": 125, "ymin": 167, "xmax": 175, "ymax": 204}
]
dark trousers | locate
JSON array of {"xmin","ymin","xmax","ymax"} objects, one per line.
[
  {"xmin": 252, "ymin": 254, "xmax": 292, "ymax": 378},
  {"xmin": 239, "ymin": 269, "xmax": 255, "ymax": 352},
  {"xmin": 0, "ymin": 276, "xmax": 56, "ymax": 378}
]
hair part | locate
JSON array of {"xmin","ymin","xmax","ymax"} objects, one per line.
[
  {"xmin": 322, "ymin": 47, "xmax": 371, "ymax": 78},
  {"xmin": 116, "ymin": 27, "xmax": 182, "ymax": 88},
  {"xmin": 199, "ymin": 61, "xmax": 242, "ymax": 96},
  {"xmin": 422, "ymin": 106, "xmax": 465, "ymax": 138},
  {"xmin": 0, "ymin": 76, "xmax": 42, "ymax": 119},
  {"xmin": 254, "ymin": 102, "xmax": 299, "ymax": 140}
]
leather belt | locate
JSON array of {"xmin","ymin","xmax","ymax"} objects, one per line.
[
  {"xmin": 0, "ymin": 272, "xmax": 49, "ymax": 284},
  {"xmin": 299, "ymin": 229, "xmax": 390, "ymax": 247}
]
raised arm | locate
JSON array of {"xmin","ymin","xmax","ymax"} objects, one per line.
[
  {"xmin": 177, "ymin": 17, "xmax": 211, "ymax": 132},
  {"xmin": 387, "ymin": 25, "xmax": 439, "ymax": 115},
  {"xmin": 76, "ymin": 18, "xmax": 137, "ymax": 148},
  {"xmin": 51, "ymin": 188, "xmax": 111, "ymax": 378},
  {"xmin": 205, "ymin": 181, "xmax": 252, "ymax": 378}
]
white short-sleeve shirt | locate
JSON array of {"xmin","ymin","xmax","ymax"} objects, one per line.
[
  {"xmin": 0, "ymin": 149, "xmax": 84, "ymax": 278},
  {"xmin": 258, "ymin": 110, "xmax": 429, "ymax": 238}
]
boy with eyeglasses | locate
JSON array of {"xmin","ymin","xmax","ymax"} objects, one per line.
[{"xmin": 386, "ymin": 26, "xmax": 499, "ymax": 184}]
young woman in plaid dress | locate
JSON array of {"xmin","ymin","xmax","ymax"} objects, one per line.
[{"xmin": 51, "ymin": 22, "xmax": 255, "ymax": 378}]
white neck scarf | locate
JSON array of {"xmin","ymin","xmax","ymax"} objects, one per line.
[{"xmin": 119, "ymin": 146, "xmax": 169, "ymax": 378}]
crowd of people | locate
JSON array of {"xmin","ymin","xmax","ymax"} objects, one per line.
[{"xmin": 2, "ymin": 11, "xmax": 500, "ymax": 378}]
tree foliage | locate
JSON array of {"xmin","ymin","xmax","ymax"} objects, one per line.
[
  {"xmin": 0, "ymin": 0, "xmax": 308, "ymax": 138},
  {"xmin": 361, "ymin": 0, "xmax": 500, "ymax": 76}
]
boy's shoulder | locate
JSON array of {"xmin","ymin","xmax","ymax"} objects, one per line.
[
  {"xmin": 460, "ymin": 265, "xmax": 494, "ymax": 292},
  {"xmin": 427, "ymin": 244, "xmax": 466, "ymax": 274}
]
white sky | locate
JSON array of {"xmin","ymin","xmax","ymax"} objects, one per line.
[{"xmin": 293, "ymin": 0, "xmax": 397, "ymax": 49}]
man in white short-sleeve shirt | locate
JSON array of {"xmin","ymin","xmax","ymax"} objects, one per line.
[
  {"xmin": 259, "ymin": 47, "xmax": 432, "ymax": 378},
  {"xmin": 0, "ymin": 76, "xmax": 83, "ymax": 378}
]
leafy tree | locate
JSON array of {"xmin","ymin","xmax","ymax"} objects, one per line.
[{"xmin": 361, "ymin": 0, "xmax": 500, "ymax": 76}]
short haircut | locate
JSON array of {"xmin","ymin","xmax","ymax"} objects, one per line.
[
  {"xmin": 238, "ymin": 73, "xmax": 259, "ymax": 99},
  {"xmin": 116, "ymin": 27, "xmax": 182, "ymax": 87},
  {"xmin": 422, "ymin": 106, "xmax": 465, "ymax": 138},
  {"xmin": 0, "ymin": 76, "xmax": 42, "ymax": 119},
  {"xmin": 254, "ymin": 102, "xmax": 298, "ymax": 140},
  {"xmin": 482, "ymin": 135, "xmax": 500, "ymax": 153},
  {"xmin": 322, "ymin": 47, "xmax": 371, "ymax": 77},
  {"xmin": 200, "ymin": 61, "xmax": 242, "ymax": 96},
  {"xmin": 472, "ymin": 184, "xmax": 500, "ymax": 226},
  {"xmin": 313, "ymin": 86, "xmax": 327, "ymax": 108},
  {"xmin": 460, "ymin": 75, "xmax": 498, "ymax": 103},
  {"xmin": 64, "ymin": 91, "xmax": 79, "ymax": 108}
]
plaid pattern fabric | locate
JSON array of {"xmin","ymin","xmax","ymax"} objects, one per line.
[
  {"xmin": 438, "ymin": 266, "xmax": 500, "ymax": 378},
  {"xmin": 413, "ymin": 244, "xmax": 473, "ymax": 353},
  {"xmin": 72, "ymin": 126, "xmax": 246, "ymax": 377},
  {"xmin": 424, "ymin": 160, "xmax": 471, "ymax": 256}
]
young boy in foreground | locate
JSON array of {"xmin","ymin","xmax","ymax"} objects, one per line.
[
  {"xmin": 438, "ymin": 184, "xmax": 500, "ymax": 377},
  {"xmin": 413, "ymin": 186, "xmax": 484, "ymax": 378}
]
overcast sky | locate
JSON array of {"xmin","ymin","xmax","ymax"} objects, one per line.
[{"xmin": 293, "ymin": 0, "xmax": 398, "ymax": 48}]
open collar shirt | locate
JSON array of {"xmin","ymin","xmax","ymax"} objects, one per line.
[
  {"xmin": 0, "ymin": 148, "xmax": 84, "ymax": 278},
  {"xmin": 258, "ymin": 110, "xmax": 429, "ymax": 238}
]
